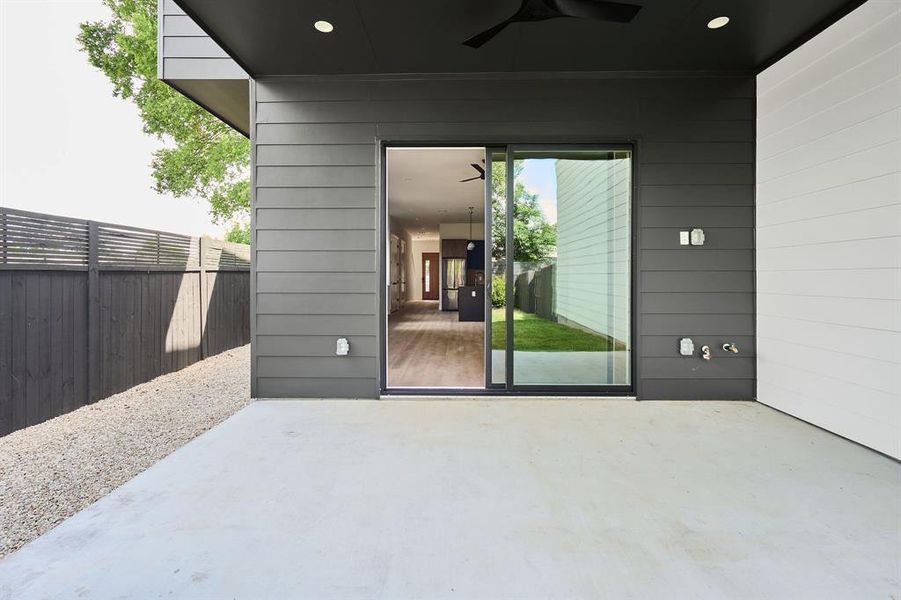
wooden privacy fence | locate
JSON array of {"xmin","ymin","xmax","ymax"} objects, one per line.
[
  {"xmin": 0, "ymin": 207, "xmax": 250, "ymax": 436},
  {"xmin": 513, "ymin": 261, "xmax": 556, "ymax": 320}
]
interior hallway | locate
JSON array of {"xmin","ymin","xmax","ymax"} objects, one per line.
[{"xmin": 388, "ymin": 301, "xmax": 484, "ymax": 388}]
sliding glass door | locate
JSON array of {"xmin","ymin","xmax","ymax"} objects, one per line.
[{"xmin": 486, "ymin": 146, "xmax": 632, "ymax": 391}]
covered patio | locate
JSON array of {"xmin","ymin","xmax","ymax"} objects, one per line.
[{"xmin": 1, "ymin": 400, "xmax": 898, "ymax": 598}]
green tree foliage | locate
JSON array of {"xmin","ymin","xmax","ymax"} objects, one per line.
[
  {"xmin": 224, "ymin": 221, "xmax": 251, "ymax": 245},
  {"xmin": 490, "ymin": 274, "xmax": 506, "ymax": 308},
  {"xmin": 77, "ymin": 0, "xmax": 250, "ymax": 225},
  {"xmin": 490, "ymin": 162, "xmax": 557, "ymax": 262}
]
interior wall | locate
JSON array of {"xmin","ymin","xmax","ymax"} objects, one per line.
[
  {"xmin": 756, "ymin": 1, "xmax": 901, "ymax": 458},
  {"xmin": 438, "ymin": 222, "xmax": 485, "ymax": 240}
]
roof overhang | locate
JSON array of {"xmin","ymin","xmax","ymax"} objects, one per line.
[{"xmin": 174, "ymin": 0, "xmax": 868, "ymax": 78}]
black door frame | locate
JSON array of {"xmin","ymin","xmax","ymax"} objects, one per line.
[{"xmin": 380, "ymin": 142, "xmax": 637, "ymax": 396}]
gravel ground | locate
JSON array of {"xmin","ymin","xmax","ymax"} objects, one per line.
[{"xmin": 0, "ymin": 345, "xmax": 251, "ymax": 558}]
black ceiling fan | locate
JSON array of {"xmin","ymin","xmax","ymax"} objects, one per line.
[
  {"xmin": 463, "ymin": 0, "xmax": 642, "ymax": 48},
  {"xmin": 459, "ymin": 161, "xmax": 486, "ymax": 182}
]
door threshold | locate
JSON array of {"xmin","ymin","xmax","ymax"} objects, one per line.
[{"xmin": 381, "ymin": 391, "xmax": 637, "ymax": 401}]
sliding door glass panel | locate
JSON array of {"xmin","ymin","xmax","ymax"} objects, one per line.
[
  {"xmin": 487, "ymin": 149, "xmax": 507, "ymax": 385},
  {"xmin": 511, "ymin": 149, "xmax": 631, "ymax": 386}
]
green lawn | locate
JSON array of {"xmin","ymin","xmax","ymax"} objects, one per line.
[{"xmin": 491, "ymin": 309, "xmax": 625, "ymax": 352}]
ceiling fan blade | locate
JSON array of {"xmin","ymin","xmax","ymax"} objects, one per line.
[
  {"xmin": 472, "ymin": 163, "xmax": 486, "ymax": 176},
  {"xmin": 459, "ymin": 175, "xmax": 482, "ymax": 182},
  {"xmin": 462, "ymin": 19, "xmax": 514, "ymax": 48},
  {"xmin": 553, "ymin": 0, "xmax": 641, "ymax": 22}
]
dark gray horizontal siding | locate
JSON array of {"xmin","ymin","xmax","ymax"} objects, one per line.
[
  {"xmin": 258, "ymin": 357, "xmax": 377, "ymax": 379},
  {"xmin": 641, "ymin": 314, "xmax": 755, "ymax": 335},
  {"xmin": 640, "ymin": 228, "xmax": 754, "ymax": 250},
  {"xmin": 256, "ymin": 335, "xmax": 378, "ymax": 357},
  {"xmin": 158, "ymin": 0, "xmax": 245, "ymax": 81},
  {"xmin": 256, "ymin": 272, "xmax": 376, "ymax": 294},
  {"xmin": 256, "ymin": 166, "xmax": 375, "ymax": 187},
  {"xmin": 640, "ymin": 185, "xmax": 754, "ymax": 206},
  {"xmin": 256, "ymin": 251, "xmax": 374, "ymax": 272},
  {"xmin": 255, "ymin": 187, "xmax": 376, "ymax": 209},
  {"xmin": 163, "ymin": 36, "xmax": 228, "ymax": 58},
  {"xmin": 251, "ymin": 74, "xmax": 755, "ymax": 399},
  {"xmin": 641, "ymin": 250, "xmax": 754, "ymax": 271},
  {"xmin": 641, "ymin": 207, "xmax": 753, "ymax": 227},
  {"xmin": 162, "ymin": 58, "xmax": 245, "ymax": 79},
  {"xmin": 255, "ymin": 208, "xmax": 375, "ymax": 229},
  {"xmin": 256, "ymin": 145, "xmax": 376, "ymax": 167},
  {"xmin": 256, "ymin": 230, "xmax": 376, "ymax": 251},
  {"xmin": 641, "ymin": 271, "xmax": 754, "ymax": 293},
  {"xmin": 642, "ymin": 143, "xmax": 755, "ymax": 164},
  {"xmin": 641, "ymin": 379, "xmax": 755, "ymax": 400},
  {"xmin": 257, "ymin": 315, "xmax": 377, "ymax": 336},
  {"xmin": 641, "ymin": 357, "xmax": 756, "ymax": 379},
  {"xmin": 256, "ymin": 377, "xmax": 378, "ymax": 398},
  {"xmin": 642, "ymin": 293, "xmax": 754, "ymax": 314},
  {"xmin": 256, "ymin": 293, "xmax": 375, "ymax": 315},
  {"xmin": 640, "ymin": 164, "xmax": 754, "ymax": 185},
  {"xmin": 641, "ymin": 335, "xmax": 756, "ymax": 357}
]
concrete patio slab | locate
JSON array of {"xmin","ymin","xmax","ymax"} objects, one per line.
[{"xmin": 1, "ymin": 400, "xmax": 899, "ymax": 599}]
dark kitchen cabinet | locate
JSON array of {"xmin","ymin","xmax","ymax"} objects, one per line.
[{"xmin": 441, "ymin": 239, "xmax": 468, "ymax": 258}]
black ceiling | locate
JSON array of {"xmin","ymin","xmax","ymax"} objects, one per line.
[{"xmin": 176, "ymin": 0, "xmax": 864, "ymax": 77}]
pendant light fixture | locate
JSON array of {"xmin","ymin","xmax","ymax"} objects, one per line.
[{"xmin": 466, "ymin": 207, "xmax": 476, "ymax": 251}]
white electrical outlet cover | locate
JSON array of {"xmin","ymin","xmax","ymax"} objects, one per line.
[
  {"xmin": 679, "ymin": 338, "xmax": 694, "ymax": 356},
  {"xmin": 690, "ymin": 228, "xmax": 705, "ymax": 246},
  {"xmin": 679, "ymin": 231, "xmax": 690, "ymax": 245}
]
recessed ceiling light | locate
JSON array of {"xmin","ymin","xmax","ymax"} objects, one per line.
[
  {"xmin": 314, "ymin": 20, "xmax": 334, "ymax": 33},
  {"xmin": 707, "ymin": 16, "xmax": 729, "ymax": 29}
]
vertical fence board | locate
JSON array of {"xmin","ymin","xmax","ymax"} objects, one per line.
[
  {"xmin": 101, "ymin": 273, "xmax": 113, "ymax": 398},
  {"xmin": 0, "ymin": 273, "xmax": 11, "ymax": 435},
  {"xmin": 25, "ymin": 275, "xmax": 40, "ymax": 426},
  {"xmin": 50, "ymin": 275, "xmax": 63, "ymax": 419},
  {"xmin": 73, "ymin": 275, "xmax": 88, "ymax": 405},
  {"xmin": 10, "ymin": 274, "xmax": 27, "ymax": 429}
]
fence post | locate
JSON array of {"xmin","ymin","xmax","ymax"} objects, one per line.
[
  {"xmin": 198, "ymin": 237, "xmax": 209, "ymax": 360},
  {"xmin": 87, "ymin": 222, "xmax": 101, "ymax": 402}
]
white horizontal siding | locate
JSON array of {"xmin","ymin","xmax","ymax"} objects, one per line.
[
  {"xmin": 756, "ymin": 0, "xmax": 901, "ymax": 458},
  {"xmin": 555, "ymin": 157, "xmax": 631, "ymax": 361}
]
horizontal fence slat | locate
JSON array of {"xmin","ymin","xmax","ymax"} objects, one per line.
[{"xmin": 2, "ymin": 206, "xmax": 246, "ymax": 273}]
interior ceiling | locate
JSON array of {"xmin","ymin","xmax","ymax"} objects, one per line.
[
  {"xmin": 177, "ymin": 0, "xmax": 859, "ymax": 75},
  {"xmin": 387, "ymin": 148, "xmax": 485, "ymax": 240}
]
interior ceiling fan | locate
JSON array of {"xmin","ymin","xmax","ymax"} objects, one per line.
[
  {"xmin": 459, "ymin": 161, "xmax": 486, "ymax": 182},
  {"xmin": 463, "ymin": 0, "xmax": 642, "ymax": 48}
]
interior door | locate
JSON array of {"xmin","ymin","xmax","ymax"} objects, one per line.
[{"xmin": 421, "ymin": 252, "xmax": 438, "ymax": 300}]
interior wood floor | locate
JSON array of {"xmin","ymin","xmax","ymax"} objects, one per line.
[{"xmin": 388, "ymin": 301, "xmax": 485, "ymax": 388}]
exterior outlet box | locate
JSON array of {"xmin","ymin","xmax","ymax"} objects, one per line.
[
  {"xmin": 679, "ymin": 338, "xmax": 694, "ymax": 356},
  {"xmin": 679, "ymin": 231, "xmax": 690, "ymax": 245},
  {"xmin": 690, "ymin": 228, "xmax": 705, "ymax": 246},
  {"xmin": 336, "ymin": 338, "xmax": 350, "ymax": 356}
]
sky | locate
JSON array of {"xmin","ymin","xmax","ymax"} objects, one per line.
[
  {"xmin": 0, "ymin": 0, "xmax": 226, "ymax": 237},
  {"xmin": 519, "ymin": 159, "xmax": 558, "ymax": 224}
]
